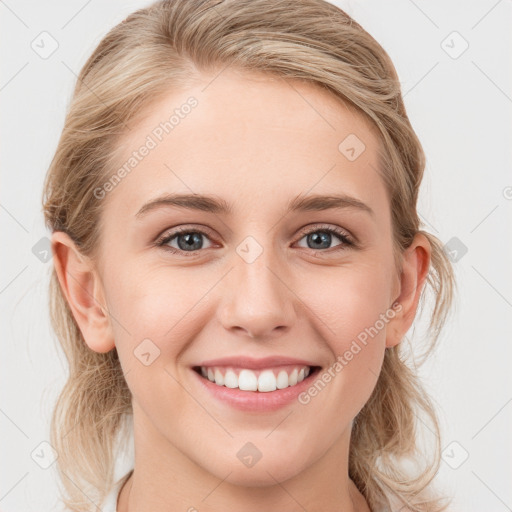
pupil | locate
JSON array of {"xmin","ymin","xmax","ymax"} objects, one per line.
[
  {"xmin": 309, "ymin": 232, "xmax": 330, "ymax": 249},
  {"xmin": 175, "ymin": 231, "xmax": 332, "ymax": 251},
  {"xmin": 178, "ymin": 233, "xmax": 202, "ymax": 251}
]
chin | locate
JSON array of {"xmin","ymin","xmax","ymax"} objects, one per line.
[{"xmin": 203, "ymin": 454, "xmax": 308, "ymax": 488}]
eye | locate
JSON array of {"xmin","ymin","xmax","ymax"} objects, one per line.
[
  {"xmin": 155, "ymin": 223, "xmax": 354, "ymax": 256},
  {"xmin": 295, "ymin": 224, "xmax": 354, "ymax": 251},
  {"xmin": 156, "ymin": 226, "xmax": 214, "ymax": 255}
]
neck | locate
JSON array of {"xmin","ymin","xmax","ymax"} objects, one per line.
[{"xmin": 117, "ymin": 402, "xmax": 371, "ymax": 512}]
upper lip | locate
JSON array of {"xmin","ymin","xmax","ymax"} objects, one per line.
[{"xmin": 195, "ymin": 356, "xmax": 319, "ymax": 370}]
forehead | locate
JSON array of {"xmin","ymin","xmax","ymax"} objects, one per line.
[{"xmin": 103, "ymin": 69, "xmax": 386, "ymax": 219}]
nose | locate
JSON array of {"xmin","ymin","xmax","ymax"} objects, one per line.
[{"xmin": 217, "ymin": 244, "xmax": 297, "ymax": 340}]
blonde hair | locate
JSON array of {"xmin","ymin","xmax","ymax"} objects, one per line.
[{"xmin": 42, "ymin": 1, "xmax": 456, "ymax": 510}]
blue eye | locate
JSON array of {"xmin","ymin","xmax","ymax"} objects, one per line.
[
  {"xmin": 157, "ymin": 227, "xmax": 213, "ymax": 254},
  {"xmin": 155, "ymin": 224, "xmax": 354, "ymax": 256},
  {"xmin": 296, "ymin": 225, "xmax": 353, "ymax": 251}
]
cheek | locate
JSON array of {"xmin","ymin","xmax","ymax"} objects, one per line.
[
  {"xmin": 106, "ymin": 262, "xmax": 210, "ymax": 346},
  {"xmin": 104, "ymin": 265, "xmax": 206, "ymax": 416},
  {"xmin": 302, "ymin": 260, "xmax": 395, "ymax": 345},
  {"xmin": 297, "ymin": 261, "xmax": 393, "ymax": 404},
  {"xmin": 103, "ymin": 263, "xmax": 215, "ymax": 405}
]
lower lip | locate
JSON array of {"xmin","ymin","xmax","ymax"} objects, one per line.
[{"xmin": 191, "ymin": 367, "xmax": 320, "ymax": 412}]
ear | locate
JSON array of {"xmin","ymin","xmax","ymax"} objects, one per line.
[
  {"xmin": 51, "ymin": 231, "xmax": 115, "ymax": 353},
  {"xmin": 386, "ymin": 232, "xmax": 431, "ymax": 348}
]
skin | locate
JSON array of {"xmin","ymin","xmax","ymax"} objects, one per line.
[{"xmin": 52, "ymin": 68, "xmax": 430, "ymax": 512}]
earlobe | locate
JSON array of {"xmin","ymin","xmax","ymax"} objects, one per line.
[
  {"xmin": 51, "ymin": 231, "xmax": 115, "ymax": 353},
  {"xmin": 385, "ymin": 233, "xmax": 431, "ymax": 348}
]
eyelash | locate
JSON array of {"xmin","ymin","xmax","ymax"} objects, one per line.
[{"xmin": 155, "ymin": 224, "xmax": 355, "ymax": 256}]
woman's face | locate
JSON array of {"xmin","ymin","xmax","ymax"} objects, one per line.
[{"xmin": 78, "ymin": 69, "xmax": 410, "ymax": 485}]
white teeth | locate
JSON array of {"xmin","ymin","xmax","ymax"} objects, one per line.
[
  {"xmin": 258, "ymin": 370, "xmax": 277, "ymax": 392},
  {"xmin": 214, "ymin": 368, "xmax": 224, "ymax": 386},
  {"xmin": 199, "ymin": 365, "xmax": 313, "ymax": 392},
  {"xmin": 224, "ymin": 369, "xmax": 238, "ymax": 388},
  {"xmin": 276, "ymin": 370, "xmax": 289, "ymax": 389},
  {"xmin": 238, "ymin": 369, "xmax": 258, "ymax": 391}
]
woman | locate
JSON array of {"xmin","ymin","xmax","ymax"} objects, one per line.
[{"xmin": 42, "ymin": 0, "xmax": 455, "ymax": 510}]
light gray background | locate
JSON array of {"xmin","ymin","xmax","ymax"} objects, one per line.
[{"xmin": 1, "ymin": 0, "xmax": 511, "ymax": 510}]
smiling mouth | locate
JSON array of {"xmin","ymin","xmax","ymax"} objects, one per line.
[{"xmin": 192, "ymin": 365, "xmax": 322, "ymax": 392}]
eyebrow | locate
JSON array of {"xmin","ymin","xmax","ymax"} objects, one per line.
[{"xmin": 135, "ymin": 192, "xmax": 374, "ymax": 219}]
